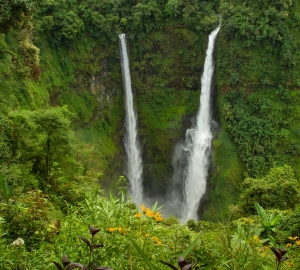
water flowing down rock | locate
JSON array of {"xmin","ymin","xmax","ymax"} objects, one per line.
[
  {"xmin": 169, "ymin": 25, "xmax": 220, "ymax": 222},
  {"xmin": 119, "ymin": 33, "xmax": 143, "ymax": 205}
]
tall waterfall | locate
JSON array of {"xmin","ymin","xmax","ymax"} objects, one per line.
[
  {"xmin": 119, "ymin": 34, "xmax": 143, "ymax": 205},
  {"xmin": 170, "ymin": 26, "xmax": 220, "ymax": 222}
]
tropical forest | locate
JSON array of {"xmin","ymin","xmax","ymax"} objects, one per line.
[{"xmin": 1, "ymin": 0, "xmax": 300, "ymax": 269}]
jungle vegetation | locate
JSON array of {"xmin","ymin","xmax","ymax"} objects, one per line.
[{"xmin": 0, "ymin": 0, "xmax": 300, "ymax": 268}]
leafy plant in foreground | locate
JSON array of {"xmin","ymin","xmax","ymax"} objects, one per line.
[
  {"xmin": 270, "ymin": 247, "xmax": 288, "ymax": 270},
  {"xmin": 255, "ymin": 203, "xmax": 289, "ymax": 269},
  {"xmin": 255, "ymin": 202, "xmax": 280, "ymax": 235},
  {"xmin": 0, "ymin": 174, "xmax": 14, "ymax": 203},
  {"xmin": 53, "ymin": 226, "xmax": 112, "ymax": 270}
]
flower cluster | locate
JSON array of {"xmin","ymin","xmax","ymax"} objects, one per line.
[
  {"xmin": 287, "ymin": 236, "xmax": 300, "ymax": 246},
  {"xmin": 152, "ymin": 236, "xmax": 162, "ymax": 245},
  {"xmin": 140, "ymin": 204, "xmax": 163, "ymax": 222},
  {"xmin": 258, "ymin": 245, "xmax": 269, "ymax": 255},
  {"xmin": 11, "ymin": 238, "xmax": 25, "ymax": 246},
  {"xmin": 252, "ymin": 235, "xmax": 260, "ymax": 242},
  {"xmin": 134, "ymin": 213, "xmax": 141, "ymax": 218},
  {"xmin": 106, "ymin": 227, "xmax": 127, "ymax": 234}
]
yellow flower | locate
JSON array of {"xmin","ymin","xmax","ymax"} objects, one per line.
[
  {"xmin": 107, "ymin": 227, "xmax": 127, "ymax": 234},
  {"xmin": 135, "ymin": 213, "xmax": 141, "ymax": 218},
  {"xmin": 296, "ymin": 240, "xmax": 300, "ymax": 246},
  {"xmin": 286, "ymin": 243, "xmax": 292, "ymax": 247},
  {"xmin": 146, "ymin": 210, "xmax": 155, "ymax": 218},
  {"xmin": 145, "ymin": 234, "xmax": 150, "ymax": 237},
  {"xmin": 155, "ymin": 215, "xmax": 163, "ymax": 222},
  {"xmin": 152, "ymin": 236, "xmax": 162, "ymax": 245},
  {"xmin": 141, "ymin": 204, "xmax": 146, "ymax": 213},
  {"xmin": 107, "ymin": 228, "xmax": 115, "ymax": 233},
  {"xmin": 252, "ymin": 235, "xmax": 260, "ymax": 242},
  {"xmin": 152, "ymin": 236, "xmax": 159, "ymax": 242}
]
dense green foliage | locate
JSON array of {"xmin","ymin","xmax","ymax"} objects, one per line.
[
  {"xmin": 1, "ymin": 192, "xmax": 300, "ymax": 269},
  {"xmin": 216, "ymin": 0, "xmax": 300, "ymax": 177},
  {"xmin": 240, "ymin": 165, "xmax": 300, "ymax": 213},
  {"xmin": 0, "ymin": 0, "xmax": 300, "ymax": 268}
]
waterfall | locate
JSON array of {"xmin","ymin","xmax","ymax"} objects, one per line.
[
  {"xmin": 119, "ymin": 33, "xmax": 143, "ymax": 205},
  {"xmin": 169, "ymin": 26, "xmax": 220, "ymax": 222}
]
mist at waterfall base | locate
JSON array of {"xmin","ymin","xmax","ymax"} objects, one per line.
[
  {"xmin": 119, "ymin": 34, "xmax": 143, "ymax": 206},
  {"xmin": 165, "ymin": 25, "xmax": 220, "ymax": 222}
]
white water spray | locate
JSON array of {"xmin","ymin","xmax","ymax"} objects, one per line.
[
  {"xmin": 180, "ymin": 26, "xmax": 220, "ymax": 222},
  {"xmin": 119, "ymin": 34, "xmax": 143, "ymax": 205}
]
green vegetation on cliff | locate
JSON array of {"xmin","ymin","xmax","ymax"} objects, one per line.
[{"xmin": 1, "ymin": 0, "xmax": 300, "ymax": 268}]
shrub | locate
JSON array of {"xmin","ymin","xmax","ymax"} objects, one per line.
[
  {"xmin": 240, "ymin": 165, "xmax": 300, "ymax": 214},
  {"xmin": 0, "ymin": 190, "xmax": 60, "ymax": 247}
]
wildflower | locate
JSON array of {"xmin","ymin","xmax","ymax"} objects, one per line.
[
  {"xmin": 135, "ymin": 213, "xmax": 141, "ymax": 218},
  {"xmin": 288, "ymin": 236, "xmax": 299, "ymax": 241},
  {"xmin": 146, "ymin": 210, "xmax": 155, "ymax": 218},
  {"xmin": 153, "ymin": 236, "xmax": 159, "ymax": 242},
  {"xmin": 141, "ymin": 204, "xmax": 146, "ymax": 213},
  {"xmin": 107, "ymin": 228, "xmax": 116, "ymax": 233},
  {"xmin": 252, "ymin": 235, "xmax": 260, "ymax": 242},
  {"xmin": 155, "ymin": 216, "xmax": 163, "ymax": 221},
  {"xmin": 12, "ymin": 238, "xmax": 25, "ymax": 246},
  {"xmin": 154, "ymin": 212, "xmax": 163, "ymax": 221},
  {"xmin": 107, "ymin": 227, "xmax": 127, "ymax": 234},
  {"xmin": 152, "ymin": 236, "xmax": 162, "ymax": 245},
  {"xmin": 296, "ymin": 240, "xmax": 300, "ymax": 246},
  {"xmin": 286, "ymin": 243, "xmax": 292, "ymax": 247}
]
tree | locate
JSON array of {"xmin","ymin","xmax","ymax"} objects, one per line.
[
  {"xmin": 61, "ymin": 11, "xmax": 84, "ymax": 41},
  {"xmin": 0, "ymin": 0, "xmax": 37, "ymax": 33},
  {"xmin": 8, "ymin": 107, "xmax": 81, "ymax": 190}
]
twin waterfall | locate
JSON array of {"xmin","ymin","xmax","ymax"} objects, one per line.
[
  {"xmin": 119, "ymin": 26, "xmax": 220, "ymax": 221},
  {"xmin": 119, "ymin": 34, "xmax": 143, "ymax": 206}
]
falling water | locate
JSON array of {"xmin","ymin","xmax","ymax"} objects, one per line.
[
  {"xmin": 169, "ymin": 26, "xmax": 220, "ymax": 222},
  {"xmin": 119, "ymin": 33, "xmax": 143, "ymax": 205}
]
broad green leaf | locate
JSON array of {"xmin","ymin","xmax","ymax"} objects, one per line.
[
  {"xmin": 255, "ymin": 202, "xmax": 269, "ymax": 226},
  {"xmin": 267, "ymin": 234, "xmax": 277, "ymax": 247},
  {"xmin": 270, "ymin": 215, "xmax": 280, "ymax": 227}
]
